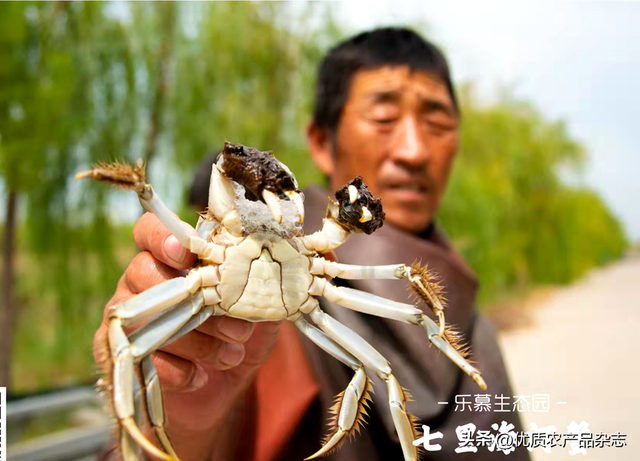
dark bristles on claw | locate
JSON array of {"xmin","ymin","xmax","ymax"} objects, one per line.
[
  {"xmin": 408, "ymin": 262, "xmax": 473, "ymax": 361},
  {"xmin": 334, "ymin": 175, "xmax": 385, "ymax": 235},
  {"xmin": 403, "ymin": 387, "xmax": 426, "ymax": 460},
  {"xmin": 409, "ymin": 262, "xmax": 446, "ymax": 303},
  {"xmin": 75, "ymin": 161, "xmax": 147, "ymax": 191},
  {"xmin": 321, "ymin": 376, "xmax": 374, "ymax": 455},
  {"xmin": 219, "ymin": 141, "xmax": 300, "ymax": 202}
]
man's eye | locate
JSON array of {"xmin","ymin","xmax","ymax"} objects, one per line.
[
  {"xmin": 424, "ymin": 116, "xmax": 456, "ymax": 133},
  {"xmin": 427, "ymin": 124, "xmax": 446, "ymax": 136},
  {"xmin": 374, "ymin": 118, "xmax": 398, "ymax": 125}
]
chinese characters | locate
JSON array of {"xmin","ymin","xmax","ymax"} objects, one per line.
[
  {"xmin": 412, "ymin": 420, "xmax": 627, "ymax": 456},
  {"xmin": 449, "ymin": 394, "xmax": 556, "ymax": 413}
]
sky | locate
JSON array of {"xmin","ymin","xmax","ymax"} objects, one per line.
[{"xmin": 338, "ymin": 0, "xmax": 640, "ymax": 240}]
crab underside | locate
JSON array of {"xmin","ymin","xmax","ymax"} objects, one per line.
[{"xmin": 76, "ymin": 142, "xmax": 485, "ymax": 461}]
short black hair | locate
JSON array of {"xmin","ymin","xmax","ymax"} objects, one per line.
[
  {"xmin": 312, "ymin": 27, "xmax": 458, "ymax": 134},
  {"xmin": 188, "ymin": 151, "xmax": 220, "ymax": 210}
]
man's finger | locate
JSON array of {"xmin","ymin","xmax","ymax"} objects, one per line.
[
  {"xmin": 161, "ymin": 331, "xmax": 246, "ymax": 370},
  {"xmin": 241, "ymin": 321, "xmax": 282, "ymax": 367},
  {"xmin": 152, "ymin": 350, "xmax": 209, "ymax": 392},
  {"xmin": 124, "ymin": 251, "xmax": 182, "ymax": 295},
  {"xmin": 196, "ymin": 317, "xmax": 254, "ymax": 344},
  {"xmin": 133, "ymin": 212, "xmax": 197, "ymax": 270}
]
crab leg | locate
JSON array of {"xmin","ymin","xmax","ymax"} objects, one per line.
[
  {"xmin": 111, "ymin": 270, "xmax": 201, "ymax": 328},
  {"xmin": 294, "ymin": 318, "xmax": 373, "ymax": 459},
  {"xmin": 140, "ymin": 356, "xmax": 179, "ymax": 459},
  {"xmin": 307, "ymin": 306, "xmax": 418, "ymax": 461},
  {"xmin": 125, "ymin": 292, "xmax": 205, "ymax": 360},
  {"xmin": 111, "ymin": 266, "xmax": 219, "ymax": 329},
  {"xmin": 310, "ymin": 259, "xmax": 404, "ymax": 280},
  {"xmin": 76, "ymin": 165, "xmax": 224, "ymax": 260},
  {"xmin": 311, "ymin": 260, "xmax": 447, "ymax": 337},
  {"xmin": 111, "ymin": 280, "xmax": 223, "ymax": 461},
  {"xmin": 294, "ymin": 317, "xmax": 361, "ymax": 369},
  {"xmin": 109, "ymin": 291, "xmax": 206, "ymax": 461},
  {"xmin": 139, "ymin": 190, "xmax": 204, "ymax": 251},
  {"xmin": 293, "ymin": 219, "xmax": 352, "ymax": 255},
  {"xmin": 309, "ymin": 277, "xmax": 486, "ymax": 390},
  {"xmin": 158, "ymin": 303, "xmax": 225, "ymax": 349},
  {"xmin": 140, "ymin": 190, "xmax": 226, "ymax": 263}
]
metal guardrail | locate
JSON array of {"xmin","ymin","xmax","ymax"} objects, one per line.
[
  {"xmin": 7, "ymin": 386, "xmax": 110, "ymax": 461},
  {"xmin": 8, "ymin": 426, "xmax": 110, "ymax": 461},
  {"xmin": 7, "ymin": 387, "xmax": 98, "ymax": 422}
]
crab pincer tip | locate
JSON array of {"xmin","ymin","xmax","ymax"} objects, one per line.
[
  {"xmin": 473, "ymin": 372, "xmax": 487, "ymax": 390},
  {"xmin": 122, "ymin": 417, "xmax": 179, "ymax": 461},
  {"xmin": 304, "ymin": 430, "xmax": 346, "ymax": 459},
  {"xmin": 285, "ymin": 190, "xmax": 305, "ymax": 225},
  {"xmin": 262, "ymin": 189, "xmax": 283, "ymax": 224}
]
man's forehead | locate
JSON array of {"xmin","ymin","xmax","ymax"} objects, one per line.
[{"xmin": 348, "ymin": 66, "xmax": 451, "ymax": 104}]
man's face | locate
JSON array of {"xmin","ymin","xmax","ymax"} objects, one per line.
[{"xmin": 310, "ymin": 66, "xmax": 459, "ymax": 233}]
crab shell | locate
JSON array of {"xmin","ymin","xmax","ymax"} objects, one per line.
[{"xmin": 76, "ymin": 142, "xmax": 484, "ymax": 461}]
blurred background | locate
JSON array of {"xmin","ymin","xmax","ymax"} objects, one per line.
[{"xmin": 0, "ymin": 1, "xmax": 637, "ymax": 460}]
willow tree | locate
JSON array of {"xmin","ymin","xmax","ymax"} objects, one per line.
[
  {"xmin": 2, "ymin": 1, "xmax": 340, "ymax": 391},
  {"xmin": 0, "ymin": 2, "xmax": 138, "ymax": 389},
  {"xmin": 168, "ymin": 1, "xmax": 336, "ymax": 207},
  {"xmin": 0, "ymin": 2, "xmax": 77, "ymax": 386}
]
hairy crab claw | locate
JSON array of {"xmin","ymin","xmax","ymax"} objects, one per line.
[
  {"xmin": 75, "ymin": 142, "xmax": 486, "ymax": 461},
  {"xmin": 217, "ymin": 141, "xmax": 305, "ymax": 225},
  {"xmin": 330, "ymin": 175, "xmax": 385, "ymax": 235}
]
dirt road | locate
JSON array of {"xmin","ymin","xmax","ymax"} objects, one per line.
[{"xmin": 497, "ymin": 255, "xmax": 640, "ymax": 460}]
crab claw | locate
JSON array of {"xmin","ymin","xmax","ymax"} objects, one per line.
[
  {"xmin": 359, "ymin": 206, "xmax": 373, "ymax": 223},
  {"xmin": 285, "ymin": 190, "xmax": 305, "ymax": 224},
  {"xmin": 262, "ymin": 189, "xmax": 283, "ymax": 224},
  {"xmin": 332, "ymin": 175, "xmax": 385, "ymax": 235}
]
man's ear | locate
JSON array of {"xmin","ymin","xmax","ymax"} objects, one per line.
[{"xmin": 306, "ymin": 122, "xmax": 334, "ymax": 176}]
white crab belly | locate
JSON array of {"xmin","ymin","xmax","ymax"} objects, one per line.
[
  {"xmin": 229, "ymin": 250, "xmax": 287, "ymax": 319},
  {"xmin": 218, "ymin": 235, "xmax": 313, "ymax": 321}
]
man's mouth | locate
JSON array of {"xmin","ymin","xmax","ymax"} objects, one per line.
[
  {"xmin": 387, "ymin": 182, "xmax": 428, "ymax": 192},
  {"xmin": 381, "ymin": 177, "xmax": 431, "ymax": 197}
]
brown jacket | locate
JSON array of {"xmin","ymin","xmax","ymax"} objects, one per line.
[{"xmin": 243, "ymin": 185, "xmax": 530, "ymax": 461}]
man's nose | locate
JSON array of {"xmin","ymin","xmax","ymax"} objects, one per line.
[{"xmin": 390, "ymin": 116, "xmax": 429, "ymax": 167}]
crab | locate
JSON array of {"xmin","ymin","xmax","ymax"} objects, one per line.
[{"xmin": 76, "ymin": 141, "xmax": 486, "ymax": 461}]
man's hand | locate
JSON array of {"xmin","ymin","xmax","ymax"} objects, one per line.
[{"xmin": 94, "ymin": 213, "xmax": 281, "ymax": 461}]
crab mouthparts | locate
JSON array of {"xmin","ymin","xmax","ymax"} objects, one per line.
[{"xmin": 261, "ymin": 189, "xmax": 304, "ymax": 225}]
